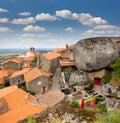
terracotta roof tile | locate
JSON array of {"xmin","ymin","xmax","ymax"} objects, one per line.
[
  {"xmin": 1, "ymin": 57, "xmax": 21, "ymax": 65},
  {"xmin": 0, "ymin": 86, "xmax": 18, "ymax": 98},
  {"xmin": 10, "ymin": 68, "xmax": 30, "ymax": 78},
  {"xmin": 22, "ymin": 56, "xmax": 34, "ymax": 62},
  {"xmin": 0, "ymin": 70, "xmax": 8, "ymax": 84},
  {"xmin": 24, "ymin": 67, "xmax": 52, "ymax": 83},
  {"xmin": 0, "ymin": 103, "xmax": 44, "ymax": 123},
  {"xmin": 0, "ymin": 70, "xmax": 8, "ymax": 78},
  {"xmin": 52, "ymin": 48, "xmax": 65, "ymax": 53},
  {"xmin": 42, "ymin": 52, "xmax": 60, "ymax": 60},
  {"xmin": 60, "ymin": 60, "xmax": 75, "ymax": 66},
  {"xmin": 0, "ymin": 86, "xmax": 45, "ymax": 123}
]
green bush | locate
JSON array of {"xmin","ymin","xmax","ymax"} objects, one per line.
[
  {"xmin": 27, "ymin": 117, "xmax": 36, "ymax": 123},
  {"xmin": 4, "ymin": 79, "xmax": 10, "ymax": 87},
  {"xmin": 89, "ymin": 80, "xmax": 94, "ymax": 88},
  {"xmin": 70, "ymin": 100, "xmax": 79, "ymax": 107},
  {"xmin": 102, "ymin": 75, "xmax": 112, "ymax": 84},
  {"xmin": 95, "ymin": 109, "xmax": 120, "ymax": 123}
]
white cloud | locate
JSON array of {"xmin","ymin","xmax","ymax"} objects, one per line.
[
  {"xmin": 12, "ymin": 17, "xmax": 35, "ymax": 25},
  {"xmin": 35, "ymin": 13, "xmax": 57, "ymax": 21},
  {"xmin": 18, "ymin": 12, "xmax": 31, "ymax": 16},
  {"xmin": 94, "ymin": 25, "xmax": 117, "ymax": 30},
  {"xmin": 0, "ymin": 8, "xmax": 9, "ymax": 13},
  {"xmin": 22, "ymin": 33, "xmax": 35, "ymax": 37},
  {"xmin": 0, "ymin": 27, "xmax": 11, "ymax": 32},
  {"xmin": 23, "ymin": 25, "xmax": 46, "ymax": 32},
  {"xmin": 0, "ymin": 18, "xmax": 9, "ymax": 23},
  {"xmin": 65, "ymin": 27, "xmax": 75, "ymax": 32},
  {"xmin": 56, "ymin": 10, "xmax": 72, "ymax": 19},
  {"xmin": 56, "ymin": 10, "xmax": 107, "ymax": 26}
]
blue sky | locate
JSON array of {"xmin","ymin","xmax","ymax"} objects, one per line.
[{"xmin": 0, "ymin": 0, "xmax": 120, "ymax": 49}]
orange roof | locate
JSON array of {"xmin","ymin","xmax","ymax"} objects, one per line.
[
  {"xmin": 22, "ymin": 62, "xmax": 31, "ymax": 68},
  {"xmin": 69, "ymin": 44, "xmax": 74, "ymax": 48},
  {"xmin": 4, "ymin": 88, "xmax": 33, "ymax": 110},
  {"xmin": 52, "ymin": 48, "xmax": 65, "ymax": 53},
  {"xmin": 22, "ymin": 56, "xmax": 34, "ymax": 62},
  {"xmin": 42, "ymin": 52, "xmax": 60, "ymax": 60},
  {"xmin": 10, "ymin": 68, "xmax": 30, "ymax": 78},
  {"xmin": 60, "ymin": 60, "xmax": 75, "ymax": 66},
  {"xmin": 0, "ymin": 78, "xmax": 3, "ymax": 85},
  {"xmin": 0, "ymin": 103, "xmax": 44, "ymax": 123},
  {"xmin": 0, "ymin": 86, "xmax": 45, "ymax": 123},
  {"xmin": 0, "ymin": 70, "xmax": 8, "ymax": 84},
  {"xmin": 24, "ymin": 67, "xmax": 52, "ymax": 83},
  {"xmin": 0, "ymin": 70, "xmax": 8, "ymax": 78},
  {"xmin": 0, "ymin": 86, "xmax": 18, "ymax": 98},
  {"xmin": 1, "ymin": 57, "xmax": 21, "ymax": 65}
]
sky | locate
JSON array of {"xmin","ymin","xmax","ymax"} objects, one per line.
[{"xmin": 0, "ymin": 0, "xmax": 120, "ymax": 49}]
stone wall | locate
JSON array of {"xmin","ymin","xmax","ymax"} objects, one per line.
[
  {"xmin": 10, "ymin": 75, "xmax": 24, "ymax": 86},
  {"xmin": 2, "ymin": 61, "xmax": 21, "ymax": 70},
  {"xmin": 40, "ymin": 55, "xmax": 50, "ymax": 72},
  {"xmin": 40, "ymin": 55, "xmax": 59, "ymax": 74},
  {"xmin": 26, "ymin": 76, "xmax": 50, "ymax": 94}
]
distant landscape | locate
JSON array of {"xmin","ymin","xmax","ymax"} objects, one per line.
[{"xmin": 0, "ymin": 48, "xmax": 53, "ymax": 63}]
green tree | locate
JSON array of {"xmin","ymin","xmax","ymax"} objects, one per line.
[
  {"xmin": 102, "ymin": 75, "xmax": 112, "ymax": 84},
  {"xmin": 95, "ymin": 109, "xmax": 120, "ymax": 123},
  {"xmin": 89, "ymin": 80, "xmax": 94, "ymax": 88},
  {"xmin": 70, "ymin": 100, "xmax": 79, "ymax": 107},
  {"xmin": 27, "ymin": 117, "xmax": 36, "ymax": 123},
  {"xmin": 4, "ymin": 79, "xmax": 10, "ymax": 87},
  {"xmin": 110, "ymin": 58, "xmax": 120, "ymax": 82},
  {"xmin": 32, "ymin": 56, "xmax": 37, "ymax": 63}
]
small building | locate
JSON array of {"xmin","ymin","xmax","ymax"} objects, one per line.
[
  {"xmin": 9, "ymin": 68, "xmax": 30, "ymax": 88},
  {"xmin": 24, "ymin": 67, "xmax": 52, "ymax": 94},
  {"xmin": 39, "ymin": 52, "xmax": 60, "ymax": 73},
  {"xmin": 87, "ymin": 69, "xmax": 108, "ymax": 85},
  {"xmin": 1, "ymin": 57, "xmax": 22, "ymax": 70}
]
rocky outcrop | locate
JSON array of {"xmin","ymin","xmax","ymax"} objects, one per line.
[
  {"xmin": 74, "ymin": 37, "xmax": 119, "ymax": 72},
  {"xmin": 69, "ymin": 71, "xmax": 89, "ymax": 86},
  {"xmin": 102, "ymin": 84, "xmax": 119, "ymax": 97}
]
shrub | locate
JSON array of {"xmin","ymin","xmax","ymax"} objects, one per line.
[
  {"xmin": 27, "ymin": 117, "xmax": 36, "ymax": 123},
  {"xmin": 4, "ymin": 79, "xmax": 10, "ymax": 87},
  {"xmin": 70, "ymin": 100, "xmax": 79, "ymax": 107},
  {"xmin": 89, "ymin": 80, "xmax": 94, "ymax": 88},
  {"xmin": 102, "ymin": 75, "xmax": 112, "ymax": 84},
  {"xmin": 95, "ymin": 109, "xmax": 120, "ymax": 123}
]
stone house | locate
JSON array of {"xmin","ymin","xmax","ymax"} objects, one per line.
[
  {"xmin": 9, "ymin": 68, "xmax": 30, "ymax": 88},
  {"xmin": 24, "ymin": 67, "xmax": 52, "ymax": 94},
  {"xmin": 39, "ymin": 52, "xmax": 61, "ymax": 74},
  {"xmin": 21, "ymin": 56, "xmax": 36, "ymax": 69},
  {"xmin": 87, "ymin": 69, "xmax": 109, "ymax": 85},
  {"xmin": 1, "ymin": 57, "xmax": 22, "ymax": 70}
]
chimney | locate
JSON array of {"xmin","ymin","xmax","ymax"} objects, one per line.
[{"xmin": 66, "ymin": 44, "xmax": 69, "ymax": 50}]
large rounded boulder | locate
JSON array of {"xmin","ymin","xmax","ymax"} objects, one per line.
[{"xmin": 73, "ymin": 37, "xmax": 120, "ymax": 72}]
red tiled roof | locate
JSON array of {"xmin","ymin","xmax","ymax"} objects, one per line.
[
  {"xmin": 10, "ymin": 68, "xmax": 30, "ymax": 78},
  {"xmin": 0, "ymin": 86, "xmax": 18, "ymax": 98},
  {"xmin": 0, "ymin": 86, "xmax": 45, "ymax": 123},
  {"xmin": 0, "ymin": 103, "xmax": 44, "ymax": 123},
  {"xmin": 22, "ymin": 56, "xmax": 34, "ymax": 62},
  {"xmin": 60, "ymin": 60, "xmax": 75, "ymax": 66},
  {"xmin": 22, "ymin": 62, "xmax": 31, "ymax": 68},
  {"xmin": 24, "ymin": 67, "xmax": 52, "ymax": 83},
  {"xmin": 69, "ymin": 44, "xmax": 74, "ymax": 48},
  {"xmin": 52, "ymin": 48, "xmax": 65, "ymax": 53},
  {"xmin": 1, "ymin": 57, "xmax": 21, "ymax": 65},
  {"xmin": 0, "ymin": 70, "xmax": 8, "ymax": 84},
  {"xmin": 42, "ymin": 52, "xmax": 60, "ymax": 60}
]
